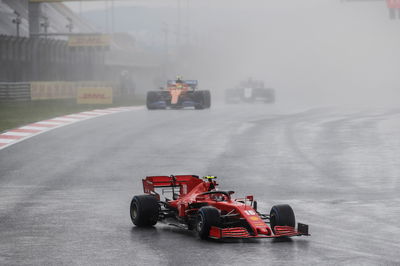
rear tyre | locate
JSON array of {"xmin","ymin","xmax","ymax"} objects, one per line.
[
  {"xmin": 130, "ymin": 195, "xmax": 159, "ymax": 227},
  {"xmin": 269, "ymin": 204, "xmax": 295, "ymax": 233},
  {"xmin": 197, "ymin": 206, "xmax": 220, "ymax": 239}
]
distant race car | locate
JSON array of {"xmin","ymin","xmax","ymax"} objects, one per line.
[
  {"xmin": 130, "ymin": 175, "xmax": 309, "ymax": 240},
  {"xmin": 146, "ymin": 79, "xmax": 211, "ymax": 110},
  {"xmin": 225, "ymin": 78, "xmax": 275, "ymax": 104}
]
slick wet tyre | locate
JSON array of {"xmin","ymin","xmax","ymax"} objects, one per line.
[
  {"xmin": 203, "ymin": 90, "xmax": 211, "ymax": 108},
  {"xmin": 130, "ymin": 195, "xmax": 159, "ymax": 227},
  {"xmin": 194, "ymin": 91, "xmax": 205, "ymax": 110},
  {"xmin": 146, "ymin": 91, "xmax": 159, "ymax": 110},
  {"xmin": 197, "ymin": 206, "xmax": 220, "ymax": 239},
  {"xmin": 270, "ymin": 204, "xmax": 295, "ymax": 233}
]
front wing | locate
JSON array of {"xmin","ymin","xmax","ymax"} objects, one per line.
[{"xmin": 209, "ymin": 223, "xmax": 309, "ymax": 239}]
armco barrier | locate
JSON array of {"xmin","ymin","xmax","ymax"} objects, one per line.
[{"xmin": 0, "ymin": 82, "xmax": 31, "ymax": 101}]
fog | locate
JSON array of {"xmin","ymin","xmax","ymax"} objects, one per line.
[
  {"xmin": 183, "ymin": 0, "xmax": 400, "ymax": 107},
  {"xmin": 72, "ymin": 0, "xmax": 400, "ymax": 107},
  {"xmin": 3, "ymin": 2, "xmax": 400, "ymax": 264}
]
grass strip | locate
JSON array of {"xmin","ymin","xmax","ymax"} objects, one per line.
[{"xmin": 0, "ymin": 95, "xmax": 144, "ymax": 133}]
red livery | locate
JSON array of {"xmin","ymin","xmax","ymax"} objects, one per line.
[{"xmin": 130, "ymin": 175, "xmax": 309, "ymax": 240}]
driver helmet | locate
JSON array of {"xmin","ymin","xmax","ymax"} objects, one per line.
[{"xmin": 175, "ymin": 75, "xmax": 183, "ymax": 84}]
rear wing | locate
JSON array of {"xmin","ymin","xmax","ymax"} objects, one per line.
[
  {"xmin": 167, "ymin": 80, "xmax": 198, "ymax": 89},
  {"xmin": 142, "ymin": 175, "xmax": 203, "ymax": 199}
]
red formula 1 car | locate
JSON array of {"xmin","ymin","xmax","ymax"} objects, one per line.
[{"xmin": 130, "ymin": 175, "xmax": 309, "ymax": 240}]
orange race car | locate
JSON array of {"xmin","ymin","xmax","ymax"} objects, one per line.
[{"xmin": 146, "ymin": 78, "xmax": 211, "ymax": 110}]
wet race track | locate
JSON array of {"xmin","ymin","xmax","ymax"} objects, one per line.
[{"xmin": 1, "ymin": 104, "xmax": 400, "ymax": 265}]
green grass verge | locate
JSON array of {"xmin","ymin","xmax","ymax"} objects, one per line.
[{"xmin": 0, "ymin": 95, "xmax": 144, "ymax": 133}]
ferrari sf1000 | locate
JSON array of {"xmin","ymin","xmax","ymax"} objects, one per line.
[{"xmin": 130, "ymin": 175, "xmax": 309, "ymax": 240}]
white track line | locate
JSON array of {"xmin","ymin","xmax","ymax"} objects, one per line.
[{"xmin": 0, "ymin": 106, "xmax": 144, "ymax": 150}]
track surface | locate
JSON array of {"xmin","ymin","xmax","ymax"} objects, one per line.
[{"xmin": 1, "ymin": 104, "xmax": 400, "ymax": 265}]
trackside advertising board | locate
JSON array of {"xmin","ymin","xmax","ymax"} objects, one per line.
[
  {"xmin": 30, "ymin": 82, "xmax": 115, "ymax": 100},
  {"xmin": 68, "ymin": 35, "xmax": 111, "ymax": 47},
  {"xmin": 77, "ymin": 87, "xmax": 113, "ymax": 104},
  {"xmin": 31, "ymin": 82, "xmax": 76, "ymax": 100}
]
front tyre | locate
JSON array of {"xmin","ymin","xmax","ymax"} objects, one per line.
[
  {"xmin": 146, "ymin": 91, "xmax": 160, "ymax": 110},
  {"xmin": 203, "ymin": 90, "xmax": 211, "ymax": 108},
  {"xmin": 194, "ymin": 91, "xmax": 205, "ymax": 110},
  {"xmin": 270, "ymin": 204, "xmax": 295, "ymax": 234},
  {"xmin": 197, "ymin": 206, "xmax": 220, "ymax": 239},
  {"xmin": 130, "ymin": 195, "xmax": 159, "ymax": 227}
]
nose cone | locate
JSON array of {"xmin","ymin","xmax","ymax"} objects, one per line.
[
  {"xmin": 257, "ymin": 227, "xmax": 271, "ymax": 236},
  {"xmin": 170, "ymin": 89, "xmax": 182, "ymax": 104}
]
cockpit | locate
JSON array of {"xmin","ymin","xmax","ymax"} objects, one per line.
[{"xmin": 195, "ymin": 191, "xmax": 234, "ymax": 202}]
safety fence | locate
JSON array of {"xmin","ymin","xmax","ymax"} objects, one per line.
[
  {"xmin": 0, "ymin": 34, "xmax": 163, "ymax": 98},
  {"xmin": 0, "ymin": 35, "xmax": 105, "ymax": 82}
]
